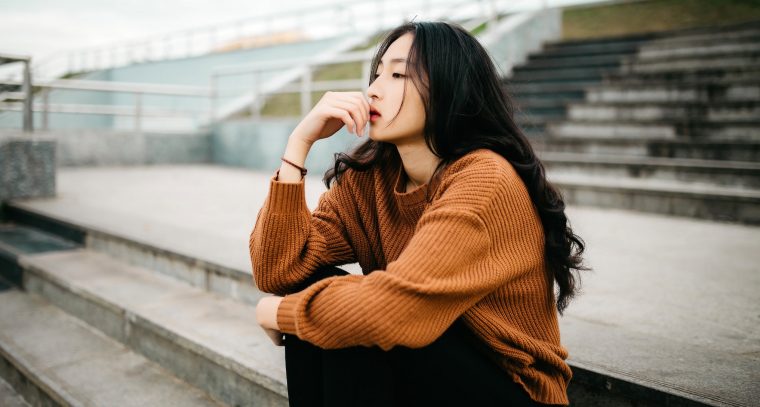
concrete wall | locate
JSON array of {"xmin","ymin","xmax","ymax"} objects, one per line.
[
  {"xmin": 479, "ymin": 7, "xmax": 563, "ymax": 77},
  {"xmin": 0, "ymin": 132, "xmax": 56, "ymax": 201}
]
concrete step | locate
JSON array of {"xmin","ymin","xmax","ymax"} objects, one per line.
[
  {"xmin": 529, "ymin": 136, "xmax": 760, "ymax": 162},
  {"xmin": 567, "ymin": 101, "xmax": 760, "ymax": 122},
  {"xmin": 603, "ymin": 67, "xmax": 760, "ymax": 84},
  {"xmin": 538, "ymin": 25, "xmax": 760, "ymax": 60},
  {"xmin": 636, "ymin": 41, "xmax": 760, "ymax": 61},
  {"xmin": 0, "ymin": 240, "xmax": 288, "ymax": 407},
  {"xmin": 622, "ymin": 52, "xmax": 760, "ymax": 74},
  {"xmin": 0, "ymin": 220, "xmax": 732, "ymax": 407},
  {"xmin": 0, "ymin": 288, "xmax": 225, "ymax": 407},
  {"xmin": 510, "ymin": 66, "xmax": 615, "ymax": 83},
  {"xmin": 4, "ymin": 164, "xmax": 755, "ymax": 406},
  {"xmin": 517, "ymin": 53, "xmax": 624, "ymax": 70},
  {"xmin": 539, "ymin": 152, "xmax": 760, "ymax": 188},
  {"xmin": 547, "ymin": 173, "xmax": 760, "ymax": 224},
  {"xmin": 1, "ymin": 204, "xmax": 267, "ymax": 308},
  {"xmin": 506, "ymin": 83, "xmax": 591, "ymax": 102},
  {"xmin": 0, "ymin": 375, "xmax": 30, "ymax": 407},
  {"xmin": 547, "ymin": 120, "xmax": 760, "ymax": 140},
  {"xmin": 541, "ymin": 39, "xmax": 650, "ymax": 58},
  {"xmin": 586, "ymin": 82, "xmax": 760, "ymax": 103},
  {"xmin": 637, "ymin": 28, "xmax": 760, "ymax": 52},
  {"xmin": 513, "ymin": 98, "xmax": 568, "ymax": 117}
]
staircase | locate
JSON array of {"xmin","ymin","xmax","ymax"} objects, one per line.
[
  {"xmin": 508, "ymin": 20, "xmax": 760, "ymax": 224},
  {"xmin": 0, "ymin": 206, "xmax": 285, "ymax": 406}
]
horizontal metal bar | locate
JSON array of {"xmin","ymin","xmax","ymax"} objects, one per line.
[
  {"xmin": 212, "ymin": 49, "xmax": 374, "ymax": 76},
  {"xmin": 0, "ymin": 78, "xmax": 212, "ymax": 97},
  {"xmin": 0, "ymin": 91, "xmax": 26, "ymax": 101},
  {"xmin": 0, "ymin": 102, "xmax": 205, "ymax": 117},
  {"xmin": 0, "ymin": 52, "xmax": 31, "ymax": 64},
  {"xmin": 278, "ymin": 79, "xmax": 365, "ymax": 93}
]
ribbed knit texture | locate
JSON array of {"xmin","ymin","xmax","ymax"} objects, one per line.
[{"xmin": 249, "ymin": 148, "xmax": 572, "ymax": 405}]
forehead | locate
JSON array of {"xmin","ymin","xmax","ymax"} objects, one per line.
[{"xmin": 379, "ymin": 33, "xmax": 413, "ymax": 66}]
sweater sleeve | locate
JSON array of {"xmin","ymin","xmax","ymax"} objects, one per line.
[
  {"xmin": 249, "ymin": 171, "xmax": 357, "ymax": 296},
  {"xmin": 276, "ymin": 161, "xmax": 535, "ymax": 350}
]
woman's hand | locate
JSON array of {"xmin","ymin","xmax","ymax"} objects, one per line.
[
  {"xmin": 256, "ymin": 296, "xmax": 284, "ymax": 346},
  {"xmin": 290, "ymin": 91, "xmax": 371, "ymax": 145}
]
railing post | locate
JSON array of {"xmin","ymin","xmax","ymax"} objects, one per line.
[
  {"xmin": 300, "ymin": 65, "xmax": 312, "ymax": 117},
  {"xmin": 134, "ymin": 92, "xmax": 142, "ymax": 133},
  {"xmin": 361, "ymin": 59, "xmax": 371, "ymax": 90},
  {"xmin": 22, "ymin": 59, "xmax": 33, "ymax": 133},
  {"xmin": 42, "ymin": 89, "xmax": 49, "ymax": 131},
  {"xmin": 209, "ymin": 74, "xmax": 217, "ymax": 124}
]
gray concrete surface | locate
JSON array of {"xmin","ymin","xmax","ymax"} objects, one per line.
[
  {"xmin": 7, "ymin": 164, "xmax": 760, "ymax": 405},
  {"xmin": 18, "ymin": 248, "xmax": 288, "ymax": 407},
  {"xmin": 0, "ymin": 289, "xmax": 225, "ymax": 407},
  {"xmin": 0, "ymin": 375, "xmax": 30, "ymax": 407}
]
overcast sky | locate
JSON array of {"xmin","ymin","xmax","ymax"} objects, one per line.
[{"xmin": 0, "ymin": 0, "xmax": 604, "ymax": 68}]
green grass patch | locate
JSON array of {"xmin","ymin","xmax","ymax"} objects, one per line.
[{"xmin": 563, "ymin": 0, "xmax": 760, "ymax": 40}]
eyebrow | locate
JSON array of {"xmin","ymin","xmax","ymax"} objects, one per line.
[{"xmin": 378, "ymin": 58, "xmax": 407, "ymax": 66}]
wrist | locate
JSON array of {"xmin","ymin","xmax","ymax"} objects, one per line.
[{"xmin": 256, "ymin": 296, "xmax": 283, "ymax": 330}]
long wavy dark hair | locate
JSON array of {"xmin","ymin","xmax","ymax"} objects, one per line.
[{"xmin": 323, "ymin": 21, "xmax": 588, "ymax": 313}]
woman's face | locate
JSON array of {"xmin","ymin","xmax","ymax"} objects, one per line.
[{"xmin": 367, "ymin": 33, "xmax": 427, "ymax": 145}]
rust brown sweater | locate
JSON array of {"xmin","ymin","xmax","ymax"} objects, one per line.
[{"xmin": 249, "ymin": 148, "xmax": 571, "ymax": 405}]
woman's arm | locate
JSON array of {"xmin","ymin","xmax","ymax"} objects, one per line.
[
  {"xmin": 249, "ymin": 91, "xmax": 370, "ymax": 296},
  {"xmin": 272, "ymin": 157, "xmax": 544, "ymax": 350}
]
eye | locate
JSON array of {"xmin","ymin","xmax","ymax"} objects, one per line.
[{"xmin": 372, "ymin": 73, "xmax": 404, "ymax": 79}]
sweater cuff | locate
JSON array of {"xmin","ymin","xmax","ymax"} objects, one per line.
[
  {"xmin": 268, "ymin": 172, "xmax": 308, "ymax": 213},
  {"xmin": 276, "ymin": 292, "xmax": 303, "ymax": 335}
]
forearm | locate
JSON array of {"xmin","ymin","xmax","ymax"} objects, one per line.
[{"xmin": 277, "ymin": 133, "xmax": 314, "ymax": 183}]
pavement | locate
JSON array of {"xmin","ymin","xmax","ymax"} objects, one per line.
[{"xmin": 6, "ymin": 163, "xmax": 760, "ymax": 405}]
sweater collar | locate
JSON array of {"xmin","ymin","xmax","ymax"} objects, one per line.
[{"xmin": 393, "ymin": 161, "xmax": 429, "ymax": 209}]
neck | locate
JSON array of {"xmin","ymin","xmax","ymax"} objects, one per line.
[{"xmin": 395, "ymin": 138, "xmax": 440, "ymax": 187}]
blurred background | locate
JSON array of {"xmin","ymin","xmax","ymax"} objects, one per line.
[{"xmin": 0, "ymin": 1, "xmax": 759, "ymax": 406}]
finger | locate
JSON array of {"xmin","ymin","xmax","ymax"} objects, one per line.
[
  {"xmin": 348, "ymin": 92, "xmax": 370, "ymax": 125},
  {"xmin": 335, "ymin": 93, "xmax": 369, "ymax": 135},
  {"xmin": 325, "ymin": 106, "xmax": 358, "ymax": 135},
  {"xmin": 330, "ymin": 102, "xmax": 364, "ymax": 136}
]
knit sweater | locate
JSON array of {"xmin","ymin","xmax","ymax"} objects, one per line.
[{"xmin": 249, "ymin": 148, "xmax": 571, "ymax": 405}]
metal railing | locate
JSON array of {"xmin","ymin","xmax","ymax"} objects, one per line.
[
  {"xmin": 0, "ymin": 78, "xmax": 211, "ymax": 132},
  {"xmin": 0, "ymin": 0, "xmax": 557, "ymax": 132},
  {"xmin": 0, "ymin": 53, "xmax": 33, "ymax": 132},
  {"xmin": 18, "ymin": 0, "xmax": 489, "ymax": 82},
  {"xmin": 211, "ymin": 49, "xmax": 374, "ymax": 120},
  {"xmin": 209, "ymin": 0, "xmax": 550, "ymax": 121}
]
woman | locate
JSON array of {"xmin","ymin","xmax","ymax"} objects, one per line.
[{"xmin": 250, "ymin": 21, "xmax": 587, "ymax": 406}]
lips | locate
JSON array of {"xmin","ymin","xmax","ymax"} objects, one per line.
[{"xmin": 369, "ymin": 107, "xmax": 381, "ymax": 118}]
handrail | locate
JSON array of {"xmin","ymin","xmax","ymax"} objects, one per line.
[
  {"xmin": 0, "ymin": 78, "xmax": 211, "ymax": 97},
  {"xmin": 0, "ymin": 0, "xmax": 557, "ymax": 132},
  {"xmin": 209, "ymin": 0, "xmax": 550, "ymax": 120},
  {"xmin": 0, "ymin": 53, "xmax": 32, "ymax": 132},
  {"xmin": 0, "ymin": 78, "xmax": 212, "ymax": 132}
]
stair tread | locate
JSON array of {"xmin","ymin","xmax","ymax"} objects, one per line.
[
  {"xmin": 547, "ymin": 172, "xmax": 760, "ymax": 199},
  {"xmin": 539, "ymin": 152, "xmax": 760, "ymax": 170},
  {"xmin": 16, "ymin": 248, "xmax": 289, "ymax": 398},
  {"xmin": 0, "ymin": 288, "xmax": 225, "ymax": 407},
  {"xmin": 550, "ymin": 119, "xmax": 760, "ymax": 126}
]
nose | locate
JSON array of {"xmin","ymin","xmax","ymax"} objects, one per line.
[{"xmin": 366, "ymin": 78, "xmax": 380, "ymax": 102}]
